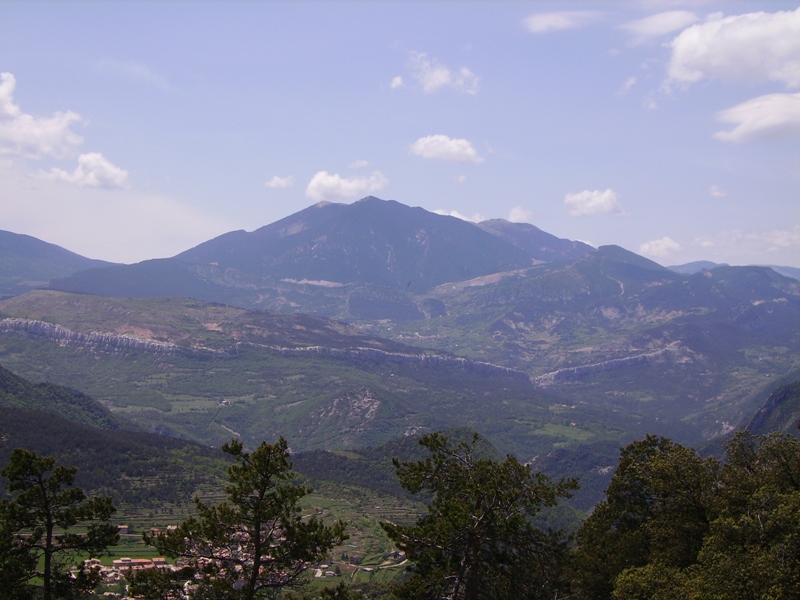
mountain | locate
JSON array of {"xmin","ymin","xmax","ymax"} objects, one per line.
[
  {"xmin": 475, "ymin": 219, "xmax": 593, "ymax": 263},
  {"xmin": 763, "ymin": 265, "xmax": 800, "ymax": 281},
  {"xmin": 5, "ymin": 197, "xmax": 799, "ymax": 508},
  {"xmin": 0, "ymin": 229, "xmax": 116, "ymax": 296},
  {"xmin": 175, "ymin": 198, "xmax": 544, "ymax": 291},
  {"xmin": 49, "ymin": 197, "xmax": 594, "ymax": 319},
  {"xmin": 17, "ymin": 206, "xmax": 800, "ymax": 444},
  {"xmin": 669, "ymin": 260, "xmax": 800, "ymax": 282},
  {"xmin": 668, "ymin": 260, "xmax": 727, "ymax": 274},
  {"xmin": 374, "ymin": 247, "xmax": 800, "ymax": 439}
]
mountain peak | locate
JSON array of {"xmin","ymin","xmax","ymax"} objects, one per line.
[{"xmin": 49, "ymin": 198, "xmax": 598, "ymax": 301}]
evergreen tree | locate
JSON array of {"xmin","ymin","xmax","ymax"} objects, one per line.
[
  {"xmin": 0, "ymin": 448, "xmax": 119, "ymax": 600},
  {"xmin": 572, "ymin": 432, "xmax": 800, "ymax": 600},
  {"xmin": 137, "ymin": 438, "xmax": 347, "ymax": 600},
  {"xmin": 571, "ymin": 435, "xmax": 716, "ymax": 599},
  {"xmin": 381, "ymin": 432, "xmax": 576, "ymax": 600},
  {"xmin": 688, "ymin": 432, "xmax": 800, "ymax": 599}
]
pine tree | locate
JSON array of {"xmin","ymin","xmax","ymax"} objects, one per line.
[{"xmin": 0, "ymin": 448, "xmax": 119, "ymax": 600}]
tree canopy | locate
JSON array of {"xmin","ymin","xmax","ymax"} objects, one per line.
[
  {"xmin": 571, "ymin": 431, "xmax": 800, "ymax": 600},
  {"xmin": 381, "ymin": 432, "xmax": 577, "ymax": 600}
]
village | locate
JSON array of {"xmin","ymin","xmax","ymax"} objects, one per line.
[{"xmin": 85, "ymin": 525, "xmax": 408, "ymax": 599}]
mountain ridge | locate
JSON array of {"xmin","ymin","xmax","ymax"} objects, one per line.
[
  {"xmin": 0, "ymin": 229, "xmax": 117, "ymax": 296},
  {"xmin": 49, "ymin": 197, "xmax": 595, "ymax": 304}
]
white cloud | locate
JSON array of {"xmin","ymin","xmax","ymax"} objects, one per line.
[
  {"xmin": 714, "ymin": 92, "xmax": 800, "ymax": 142},
  {"xmin": 0, "ymin": 72, "xmax": 83, "ymax": 159},
  {"xmin": 408, "ymin": 52, "xmax": 479, "ymax": 95},
  {"xmin": 43, "ymin": 153, "xmax": 130, "ymax": 189},
  {"xmin": 523, "ymin": 11, "xmax": 599, "ymax": 34},
  {"xmin": 390, "ymin": 76, "xmax": 404, "ymax": 89},
  {"xmin": 617, "ymin": 76, "xmax": 637, "ymax": 96},
  {"xmin": 264, "ymin": 175, "xmax": 295, "ymax": 189},
  {"xmin": 349, "ymin": 159, "xmax": 369, "ymax": 169},
  {"xmin": 508, "ymin": 206, "xmax": 535, "ymax": 223},
  {"xmin": 434, "ymin": 209, "xmax": 486, "ymax": 223},
  {"xmin": 667, "ymin": 8, "xmax": 800, "ymax": 88},
  {"xmin": 564, "ymin": 189, "xmax": 623, "ymax": 217},
  {"xmin": 621, "ymin": 11, "xmax": 698, "ymax": 44},
  {"xmin": 639, "ymin": 236, "xmax": 681, "ymax": 257},
  {"xmin": 409, "ymin": 135, "xmax": 483, "ymax": 163},
  {"xmin": 454, "ymin": 175, "xmax": 467, "ymax": 184},
  {"xmin": 708, "ymin": 185, "xmax": 727, "ymax": 197},
  {"xmin": 305, "ymin": 170, "xmax": 388, "ymax": 201},
  {"xmin": 97, "ymin": 59, "xmax": 172, "ymax": 92}
]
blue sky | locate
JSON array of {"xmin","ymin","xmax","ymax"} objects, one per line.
[{"xmin": 1, "ymin": 1, "xmax": 798, "ymax": 267}]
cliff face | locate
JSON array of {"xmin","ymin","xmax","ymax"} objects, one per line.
[
  {"xmin": 745, "ymin": 381, "xmax": 800, "ymax": 438},
  {"xmin": 0, "ymin": 318, "xmax": 186, "ymax": 355},
  {"xmin": 0, "ymin": 317, "xmax": 529, "ymax": 381}
]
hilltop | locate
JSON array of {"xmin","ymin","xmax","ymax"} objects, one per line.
[{"xmin": 0, "ymin": 229, "xmax": 116, "ymax": 296}]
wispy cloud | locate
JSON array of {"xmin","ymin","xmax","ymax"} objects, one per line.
[
  {"xmin": 617, "ymin": 76, "xmax": 637, "ymax": 96},
  {"xmin": 264, "ymin": 175, "xmax": 295, "ymax": 189},
  {"xmin": 0, "ymin": 161, "xmax": 228, "ymax": 263},
  {"xmin": 408, "ymin": 52, "xmax": 479, "ymax": 95},
  {"xmin": 696, "ymin": 227, "xmax": 800, "ymax": 257},
  {"xmin": 410, "ymin": 135, "xmax": 483, "ymax": 163},
  {"xmin": 620, "ymin": 11, "xmax": 698, "ymax": 44},
  {"xmin": 714, "ymin": 92, "xmax": 800, "ymax": 142},
  {"xmin": 708, "ymin": 185, "xmax": 727, "ymax": 197},
  {"xmin": 97, "ymin": 59, "xmax": 173, "ymax": 91},
  {"xmin": 523, "ymin": 11, "xmax": 599, "ymax": 34}
]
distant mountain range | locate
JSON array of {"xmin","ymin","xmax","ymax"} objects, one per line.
[
  {"xmin": 669, "ymin": 260, "xmax": 800, "ymax": 281},
  {"xmin": 46, "ymin": 197, "xmax": 593, "ymax": 317},
  {"xmin": 0, "ymin": 196, "xmax": 798, "ymax": 510},
  {"xmin": 0, "ymin": 229, "xmax": 115, "ymax": 296}
]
